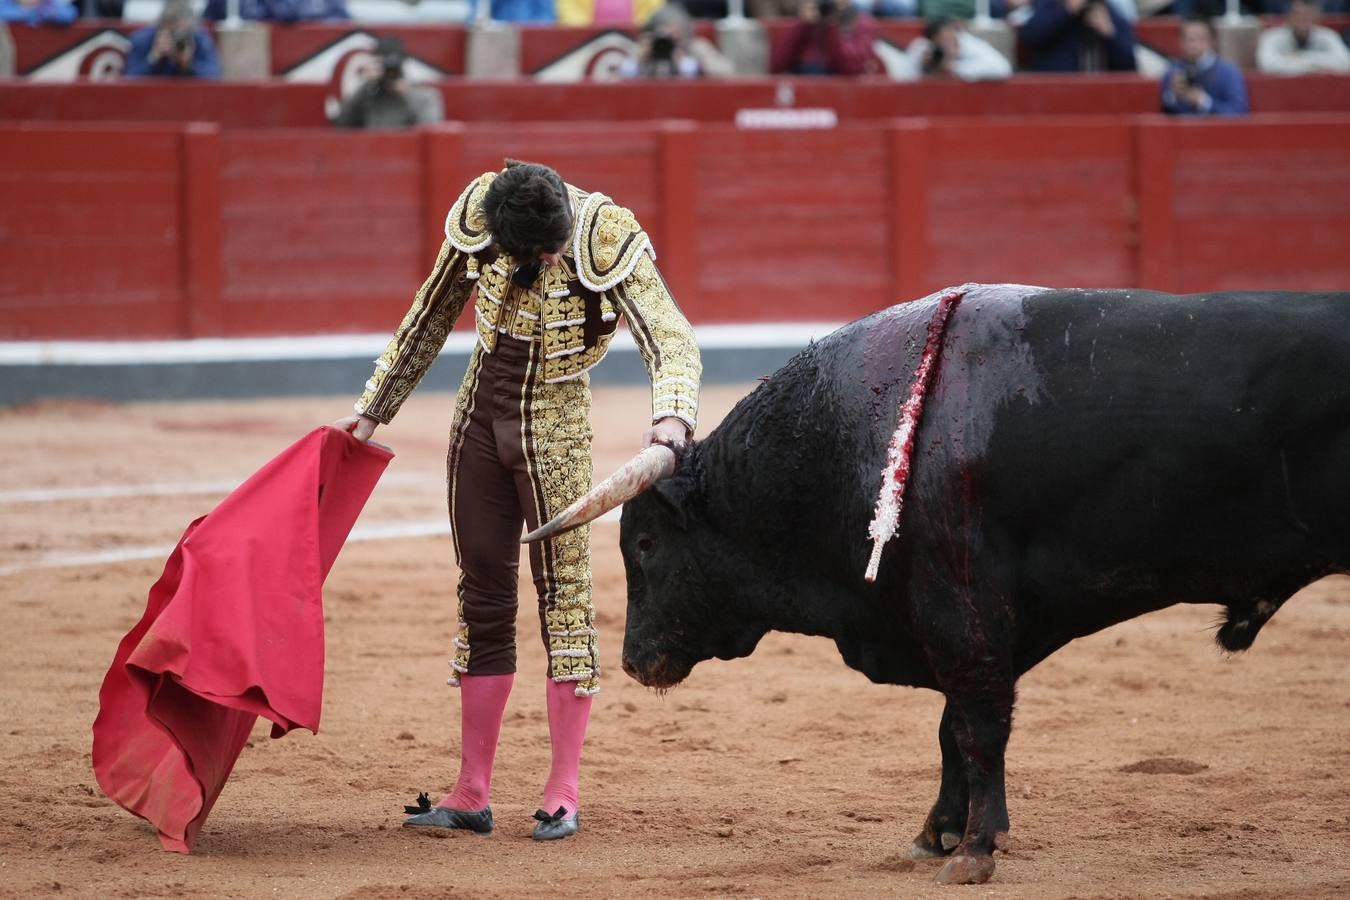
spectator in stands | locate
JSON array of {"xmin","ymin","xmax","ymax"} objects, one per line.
[
  {"xmin": 901, "ymin": 17, "xmax": 1012, "ymax": 79},
  {"xmin": 469, "ymin": 0, "xmax": 553, "ymax": 20},
  {"xmin": 76, "ymin": 0, "xmax": 125, "ymax": 17},
  {"xmin": 1169, "ymin": 0, "xmax": 1310, "ymax": 15},
  {"xmin": 676, "ymin": 0, "xmax": 726, "ymax": 16},
  {"xmin": 919, "ymin": 0, "xmax": 1015, "ymax": 20},
  {"xmin": 1257, "ymin": 0, "xmax": 1350, "ymax": 73},
  {"xmin": 1, "ymin": 0, "xmax": 76, "ymax": 25},
  {"xmin": 860, "ymin": 0, "xmax": 918, "ymax": 16},
  {"xmin": 334, "ymin": 36, "xmax": 444, "ymax": 129},
  {"xmin": 1162, "ymin": 17, "xmax": 1249, "ymax": 114},
  {"xmin": 618, "ymin": 4, "xmax": 734, "ymax": 78},
  {"xmin": 203, "ymin": 0, "xmax": 348, "ymax": 21},
  {"xmin": 124, "ymin": 0, "xmax": 219, "ymax": 78},
  {"xmin": 774, "ymin": 0, "xmax": 879, "ymax": 75},
  {"xmin": 556, "ymin": 0, "xmax": 660, "ymax": 25},
  {"xmin": 1020, "ymin": 0, "xmax": 1137, "ymax": 71}
]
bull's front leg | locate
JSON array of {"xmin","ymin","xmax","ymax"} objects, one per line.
[
  {"xmin": 909, "ymin": 702, "xmax": 969, "ymax": 858},
  {"xmin": 933, "ymin": 689, "xmax": 1013, "ymax": 885}
]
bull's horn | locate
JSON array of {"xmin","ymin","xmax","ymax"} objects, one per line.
[{"xmin": 522, "ymin": 444, "xmax": 678, "ymax": 543}]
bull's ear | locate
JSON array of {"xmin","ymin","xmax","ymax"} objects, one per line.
[{"xmin": 649, "ymin": 479, "xmax": 690, "ymax": 531}]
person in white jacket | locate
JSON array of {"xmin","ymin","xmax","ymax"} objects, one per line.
[
  {"xmin": 902, "ymin": 17, "xmax": 1013, "ymax": 81},
  {"xmin": 1256, "ymin": 0, "xmax": 1350, "ymax": 75}
]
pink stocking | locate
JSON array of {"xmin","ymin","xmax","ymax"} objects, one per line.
[
  {"xmin": 540, "ymin": 679, "xmax": 593, "ymax": 817},
  {"xmin": 440, "ymin": 673, "xmax": 514, "ymax": 811}
]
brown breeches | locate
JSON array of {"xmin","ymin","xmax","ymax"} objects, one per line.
[{"xmin": 445, "ymin": 336, "xmax": 600, "ymax": 693}]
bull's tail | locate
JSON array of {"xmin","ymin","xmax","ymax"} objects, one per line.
[{"xmin": 1215, "ymin": 598, "xmax": 1284, "ymax": 652}]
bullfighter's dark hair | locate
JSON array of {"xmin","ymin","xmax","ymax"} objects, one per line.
[{"xmin": 483, "ymin": 160, "xmax": 573, "ymax": 273}]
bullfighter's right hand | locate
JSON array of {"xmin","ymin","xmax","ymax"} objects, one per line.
[{"xmin": 333, "ymin": 415, "xmax": 378, "ymax": 443}]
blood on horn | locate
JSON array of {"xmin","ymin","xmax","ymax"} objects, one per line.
[{"xmin": 521, "ymin": 444, "xmax": 678, "ymax": 543}]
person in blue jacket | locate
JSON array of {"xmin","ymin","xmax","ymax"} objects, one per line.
[
  {"xmin": 466, "ymin": 0, "xmax": 555, "ymax": 22},
  {"xmin": 0, "ymin": 0, "xmax": 76, "ymax": 25},
  {"xmin": 124, "ymin": 0, "xmax": 220, "ymax": 78},
  {"xmin": 202, "ymin": 0, "xmax": 348, "ymax": 22},
  {"xmin": 1019, "ymin": 0, "xmax": 1137, "ymax": 72},
  {"xmin": 1161, "ymin": 17, "xmax": 1249, "ymax": 115}
]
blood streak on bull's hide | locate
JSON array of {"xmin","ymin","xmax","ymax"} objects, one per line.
[{"xmin": 865, "ymin": 289, "xmax": 964, "ymax": 582}]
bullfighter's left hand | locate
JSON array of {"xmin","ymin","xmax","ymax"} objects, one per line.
[{"xmin": 642, "ymin": 417, "xmax": 690, "ymax": 450}]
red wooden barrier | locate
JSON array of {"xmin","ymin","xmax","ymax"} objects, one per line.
[
  {"xmin": 3, "ymin": 115, "xmax": 1349, "ymax": 340},
  {"xmin": 1165, "ymin": 117, "xmax": 1350, "ymax": 293},
  {"xmin": 687, "ymin": 126, "xmax": 893, "ymax": 318},
  {"xmin": 0, "ymin": 124, "xmax": 190, "ymax": 339},
  {"xmin": 215, "ymin": 130, "xmax": 427, "ymax": 334},
  {"xmin": 917, "ymin": 117, "xmax": 1137, "ymax": 294},
  {"xmin": 0, "ymin": 82, "xmax": 334, "ymax": 128}
]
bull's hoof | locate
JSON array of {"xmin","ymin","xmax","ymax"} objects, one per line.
[
  {"xmin": 908, "ymin": 831, "xmax": 962, "ymax": 859},
  {"xmin": 935, "ymin": 854, "xmax": 995, "ymax": 885}
]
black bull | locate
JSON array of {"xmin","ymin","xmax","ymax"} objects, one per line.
[{"xmin": 616, "ymin": 285, "xmax": 1350, "ymax": 885}]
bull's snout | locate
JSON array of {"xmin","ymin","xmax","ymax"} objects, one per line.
[{"xmin": 620, "ymin": 652, "xmax": 690, "ymax": 691}]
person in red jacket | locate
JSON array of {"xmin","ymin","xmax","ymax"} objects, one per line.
[{"xmin": 774, "ymin": 0, "xmax": 880, "ymax": 75}]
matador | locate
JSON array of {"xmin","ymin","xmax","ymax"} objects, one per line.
[{"xmin": 336, "ymin": 162, "xmax": 702, "ymax": 840}]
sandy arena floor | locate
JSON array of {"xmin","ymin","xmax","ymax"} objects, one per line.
[{"xmin": 1, "ymin": 385, "xmax": 1349, "ymax": 899}]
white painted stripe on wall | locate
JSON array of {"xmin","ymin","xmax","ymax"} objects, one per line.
[
  {"xmin": 0, "ymin": 323, "xmax": 844, "ymax": 367},
  {"xmin": 0, "ymin": 508, "xmax": 621, "ymax": 576}
]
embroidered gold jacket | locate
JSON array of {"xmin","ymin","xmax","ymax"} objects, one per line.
[{"xmin": 354, "ymin": 171, "xmax": 702, "ymax": 431}]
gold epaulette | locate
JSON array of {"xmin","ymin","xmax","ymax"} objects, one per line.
[
  {"xmin": 444, "ymin": 171, "xmax": 497, "ymax": 253},
  {"xmin": 573, "ymin": 192, "xmax": 653, "ymax": 293}
]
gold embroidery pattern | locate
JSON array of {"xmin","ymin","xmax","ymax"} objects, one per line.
[
  {"xmin": 467, "ymin": 251, "xmax": 620, "ymax": 384},
  {"xmin": 617, "ymin": 254, "xmax": 702, "ymax": 432},
  {"xmin": 445, "ymin": 172, "xmax": 497, "ymax": 252},
  {"xmin": 356, "ymin": 240, "xmax": 471, "ymax": 424},
  {"xmin": 575, "ymin": 194, "xmax": 652, "ymax": 293},
  {"xmin": 524, "ymin": 371, "xmax": 600, "ymax": 695}
]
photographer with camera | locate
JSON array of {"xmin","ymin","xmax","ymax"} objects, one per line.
[
  {"xmin": 618, "ymin": 4, "xmax": 733, "ymax": 79},
  {"xmin": 901, "ymin": 16, "xmax": 1012, "ymax": 80},
  {"xmin": 774, "ymin": 0, "xmax": 879, "ymax": 76},
  {"xmin": 334, "ymin": 36, "xmax": 444, "ymax": 130},
  {"xmin": 1162, "ymin": 17, "xmax": 1248, "ymax": 115},
  {"xmin": 1019, "ymin": 0, "xmax": 1136, "ymax": 72},
  {"xmin": 124, "ymin": 0, "xmax": 219, "ymax": 79}
]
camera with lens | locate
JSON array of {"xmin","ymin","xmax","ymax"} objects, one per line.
[{"xmin": 650, "ymin": 34, "xmax": 676, "ymax": 62}]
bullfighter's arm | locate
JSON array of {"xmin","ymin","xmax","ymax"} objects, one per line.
[
  {"xmin": 574, "ymin": 196, "xmax": 702, "ymax": 435},
  {"xmin": 615, "ymin": 253, "xmax": 702, "ymax": 435},
  {"xmin": 353, "ymin": 239, "xmax": 472, "ymax": 424}
]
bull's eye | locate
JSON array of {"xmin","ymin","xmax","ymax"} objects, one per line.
[{"xmin": 636, "ymin": 534, "xmax": 656, "ymax": 555}]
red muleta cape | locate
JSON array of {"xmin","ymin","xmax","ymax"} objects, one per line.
[{"xmin": 92, "ymin": 426, "xmax": 393, "ymax": 853}]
